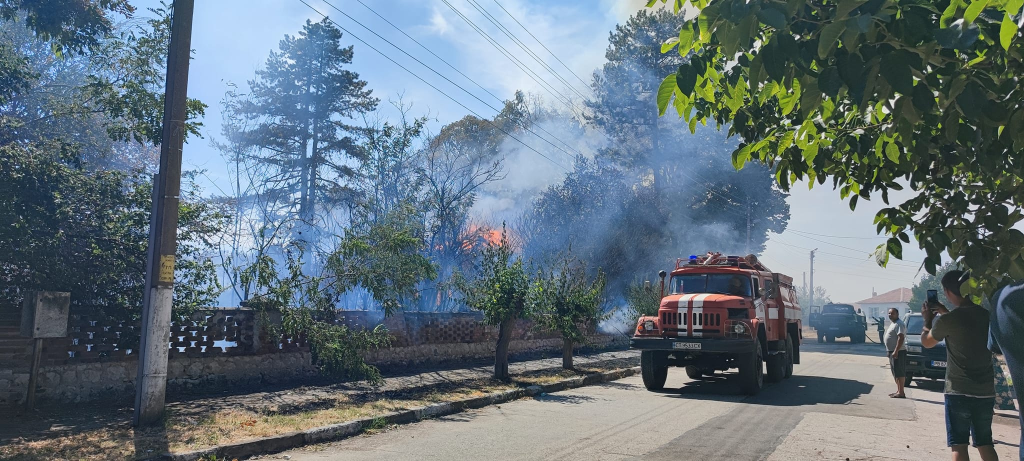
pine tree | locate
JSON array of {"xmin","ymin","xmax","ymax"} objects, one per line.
[{"xmin": 224, "ymin": 18, "xmax": 378, "ymax": 253}]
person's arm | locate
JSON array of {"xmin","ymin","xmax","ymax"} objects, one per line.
[{"xmin": 920, "ymin": 302, "xmax": 948, "ymax": 348}]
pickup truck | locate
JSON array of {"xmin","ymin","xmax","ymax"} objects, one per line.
[
  {"xmin": 903, "ymin": 312, "xmax": 946, "ymax": 387},
  {"xmin": 809, "ymin": 303, "xmax": 867, "ymax": 343}
]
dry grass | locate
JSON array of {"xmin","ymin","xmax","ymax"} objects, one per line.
[{"xmin": 0, "ymin": 361, "xmax": 634, "ymax": 460}]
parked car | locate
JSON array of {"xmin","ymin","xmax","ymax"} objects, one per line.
[{"xmin": 903, "ymin": 312, "xmax": 946, "ymax": 387}]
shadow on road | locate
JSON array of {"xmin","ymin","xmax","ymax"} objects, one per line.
[
  {"xmin": 656, "ymin": 374, "xmax": 873, "ymax": 407},
  {"xmin": 531, "ymin": 393, "xmax": 599, "ymax": 405},
  {"xmin": 800, "ymin": 341, "xmax": 889, "ymax": 359}
]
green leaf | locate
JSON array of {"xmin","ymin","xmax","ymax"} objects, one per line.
[
  {"xmin": 779, "ymin": 79, "xmax": 801, "ymax": 115},
  {"xmin": 678, "ymin": 27, "xmax": 695, "ymax": 55},
  {"xmin": 646, "ymin": 0, "xmax": 659, "ymax": 7},
  {"xmin": 887, "ymin": 238, "xmax": 904, "ymax": 260},
  {"xmin": 661, "ymin": 37, "xmax": 680, "ymax": 53},
  {"xmin": 941, "ymin": 0, "xmax": 962, "ymax": 27},
  {"xmin": 881, "ymin": 53, "xmax": 913, "ymax": 94},
  {"xmin": 1007, "ymin": 0, "xmax": 1024, "ymax": 16},
  {"xmin": 756, "ymin": 6, "xmax": 788, "ymax": 29},
  {"xmin": 1001, "ymin": 14, "xmax": 1019, "ymax": 50},
  {"xmin": 657, "ymin": 74, "xmax": 677, "ymax": 116},
  {"xmin": 964, "ymin": 0, "xmax": 988, "ymax": 24},
  {"xmin": 849, "ymin": 194, "xmax": 859, "ymax": 211},
  {"xmin": 836, "ymin": 0, "xmax": 869, "ymax": 19},
  {"xmin": 732, "ymin": 144, "xmax": 752, "ymax": 169},
  {"xmin": 818, "ymin": 21, "xmax": 846, "ymax": 58},
  {"xmin": 802, "ymin": 142, "xmax": 819, "ymax": 164},
  {"xmin": 676, "ymin": 63, "xmax": 698, "ymax": 97},
  {"xmin": 885, "ymin": 142, "xmax": 900, "ymax": 164}
]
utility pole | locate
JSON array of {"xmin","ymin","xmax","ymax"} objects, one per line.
[
  {"xmin": 134, "ymin": 0, "xmax": 195, "ymax": 427},
  {"xmin": 809, "ymin": 249, "xmax": 817, "ymax": 310},
  {"xmin": 745, "ymin": 203, "xmax": 751, "ymax": 254}
]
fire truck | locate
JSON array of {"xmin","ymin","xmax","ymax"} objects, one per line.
[{"xmin": 630, "ymin": 253, "xmax": 802, "ymax": 395}]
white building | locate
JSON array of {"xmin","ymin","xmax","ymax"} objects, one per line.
[{"xmin": 855, "ymin": 287, "xmax": 913, "ymax": 321}]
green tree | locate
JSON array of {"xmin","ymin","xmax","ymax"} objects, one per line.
[
  {"xmin": 908, "ymin": 261, "xmax": 958, "ymax": 312},
  {"xmin": 532, "ymin": 253, "xmax": 607, "ymax": 369},
  {"xmin": 223, "ymin": 18, "xmax": 378, "ymax": 254},
  {"xmin": 0, "ymin": 0, "xmax": 133, "ymax": 54},
  {"xmin": 454, "ymin": 227, "xmax": 530, "ymax": 380},
  {"xmin": 0, "ymin": 144, "xmax": 224, "ymax": 339},
  {"xmin": 649, "ymin": 0, "xmax": 1024, "ymax": 297}
]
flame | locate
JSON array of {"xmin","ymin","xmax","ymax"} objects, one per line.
[{"xmin": 460, "ymin": 224, "xmax": 512, "ymax": 252}]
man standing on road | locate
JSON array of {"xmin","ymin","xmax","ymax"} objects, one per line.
[
  {"xmin": 988, "ymin": 281, "xmax": 1023, "ymax": 461},
  {"xmin": 921, "ymin": 270, "xmax": 998, "ymax": 461},
  {"xmin": 884, "ymin": 307, "xmax": 908, "ymax": 398}
]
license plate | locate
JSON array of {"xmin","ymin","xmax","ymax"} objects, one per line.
[
  {"xmin": 931, "ymin": 361, "xmax": 947, "ymax": 368},
  {"xmin": 673, "ymin": 342, "xmax": 701, "ymax": 350}
]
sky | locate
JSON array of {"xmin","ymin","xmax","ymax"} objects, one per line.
[{"xmin": 130, "ymin": 0, "xmax": 931, "ymax": 304}]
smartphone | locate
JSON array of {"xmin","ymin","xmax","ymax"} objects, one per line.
[{"xmin": 927, "ymin": 289, "xmax": 938, "ymax": 305}]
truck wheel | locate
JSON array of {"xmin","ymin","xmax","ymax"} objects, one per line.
[
  {"xmin": 641, "ymin": 351, "xmax": 668, "ymax": 390},
  {"xmin": 904, "ymin": 373, "xmax": 914, "ymax": 387},
  {"xmin": 685, "ymin": 366, "xmax": 703, "ymax": 380},
  {"xmin": 826, "ymin": 335, "xmax": 835, "ymax": 343},
  {"xmin": 766, "ymin": 346, "xmax": 786, "ymax": 383},
  {"xmin": 817, "ymin": 332, "xmax": 824, "ymax": 343},
  {"xmin": 851, "ymin": 332, "xmax": 865, "ymax": 344},
  {"xmin": 783, "ymin": 336, "xmax": 794, "ymax": 379},
  {"xmin": 738, "ymin": 341, "xmax": 764, "ymax": 395}
]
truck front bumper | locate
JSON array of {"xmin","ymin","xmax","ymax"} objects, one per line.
[
  {"xmin": 630, "ymin": 337, "xmax": 756, "ymax": 354},
  {"xmin": 906, "ymin": 354, "xmax": 947, "ymax": 379}
]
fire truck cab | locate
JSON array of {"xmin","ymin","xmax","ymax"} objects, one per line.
[{"xmin": 630, "ymin": 253, "xmax": 802, "ymax": 395}]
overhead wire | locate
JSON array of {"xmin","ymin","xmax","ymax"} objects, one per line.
[
  {"xmin": 465, "ymin": 0, "xmax": 590, "ymax": 102},
  {"xmin": 350, "ymin": 0, "xmax": 586, "ymax": 159},
  {"xmin": 296, "ymin": 0, "xmax": 570, "ymax": 170},
  {"xmin": 492, "ymin": 0, "xmax": 593, "ymax": 92},
  {"xmin": 439, "ymin": 0, "xmax": 584, "ymax": 117}
]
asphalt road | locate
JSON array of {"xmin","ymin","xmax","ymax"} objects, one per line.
[{"xmin": 264, "ymin": 340, "xmax": 1020, "ymax": 461}]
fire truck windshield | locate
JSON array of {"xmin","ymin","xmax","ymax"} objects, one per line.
[{"xmin": 670, "ymin": 274, "xmax": 751, "ymax": 296}]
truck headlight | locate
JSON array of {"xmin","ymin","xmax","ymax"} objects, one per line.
[
  {"xmin": 733, "ymin": 322, "xmax": 748, "ymax": 335},
  {"xmin": 643, "ymin": 320, "xmax": 656, "ymax": 331}
]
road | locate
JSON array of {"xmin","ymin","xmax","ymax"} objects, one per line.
[{"xmin": 264, "ymin": 341, "xmax": 1021, "ymax": 461}]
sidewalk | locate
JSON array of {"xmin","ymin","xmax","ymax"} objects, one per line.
[{"xmin": 0, "ymin": 350, "xmax": 639, "ymax": 460}]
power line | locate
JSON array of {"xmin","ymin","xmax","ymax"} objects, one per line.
[
  {"xmin": 492, "ymin": 0, "xmax": 593, "ymax": 92},
  {"xmin": 350, "ymin": 0, "xmax": 587, "ymax": 159},
  {"xmin": 296, "ymin": 0, "xmax": 569, "ymax": 171},
  {"xmin": 440, "ymin": 0, "xmax": 583, "ymax": 116},
  {"xmin": 789, "ymin": 229, "xmax": 887, "ymax": 240},
  {"xmin": 769, "ymin": 236, "xmax": 923, "ymax": 269},
  {"xmin": 465, "ymin": 0, "xmax": 590, "ymax": 101}
]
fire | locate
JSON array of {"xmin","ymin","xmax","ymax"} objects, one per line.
[{"xmin": 461, "ymin": 224, "xmax": 512, "ymax": 252}]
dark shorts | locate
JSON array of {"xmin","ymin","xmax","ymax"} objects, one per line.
[
  {"xmin": 889, "ymin": 350, "xmax": 907, "ymax": 378},
  {"xmin": 944, "ymin": 394, "xmax": 995, "ymax": 447}
]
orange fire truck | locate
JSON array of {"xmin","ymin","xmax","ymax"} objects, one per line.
[{"xmin": 630, "ymin": 253, "xmax": 802, "ymax": 395}]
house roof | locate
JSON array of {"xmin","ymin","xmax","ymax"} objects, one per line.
[{"xmin": 855, "ymin": 287, "xmax": 913, "ymax": 304}]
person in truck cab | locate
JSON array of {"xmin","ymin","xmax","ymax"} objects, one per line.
[
  {"xmin": 920, "ymin": 270, "xmax": 997, "ymax": 461},
  {"xmin": 728, "ymin": 276, "xmax": 746, "ymax": 296}
]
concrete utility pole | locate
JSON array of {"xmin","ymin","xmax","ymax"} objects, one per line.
[
  {"xmin": 133, "ymin": 0, "xmax": 195, "ymax": 427},
  {"xmin": 809, "ymin": 249, "xmax": 817, "ymax": 309}
]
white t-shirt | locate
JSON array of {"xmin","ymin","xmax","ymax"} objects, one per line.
[{"xmin": 884, "ymin": 318, "xmax": 908, "ymax": 352}]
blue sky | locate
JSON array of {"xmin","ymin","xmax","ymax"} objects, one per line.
[{"xmin": 131, "ymin": 0, "xmax": 930, "ymax": 303}]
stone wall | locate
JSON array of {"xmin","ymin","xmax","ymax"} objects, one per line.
[
  {"xmin": 0, "ymin": 307, "xmax": 618, "ymax": 406},
  {"xmin": 0, "ymin": 351, "xmax": 313, "ymax": 405}
]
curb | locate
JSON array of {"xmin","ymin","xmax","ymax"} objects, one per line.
[{"xmin": 162, "ymin": 366, "xmax": 640, "ymax": 461}]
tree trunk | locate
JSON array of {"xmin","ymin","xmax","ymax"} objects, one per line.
[
  {"xmin": 494, "ymin": 319, "xmax": 514, "ymax": 380},
  {"xmin": 562, "ymin": 337, "xmax": 574, "ymax": 370}
]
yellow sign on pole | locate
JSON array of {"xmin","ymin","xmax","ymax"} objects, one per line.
[{"xmin": 159, "ymin": 255, "xmax": 175, "ymax": 283}]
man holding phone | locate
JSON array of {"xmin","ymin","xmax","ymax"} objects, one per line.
[{"xmin": 921, "ymin": 270, "xmax": 998, "ymax": 461}]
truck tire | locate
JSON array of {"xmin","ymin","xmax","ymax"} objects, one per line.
[
  {"xmin": 641, "ymin": 351, "xmax": 668, "ymax": 390},
  {"xmin": 826, "ymin": 335, "xmax": 836, "ymax": 343},
  {"xmin": 685, "ymin": 366, "xmax": 703, "ymax": 380},
  {"xmin": 783, "ymin": 336, "xmax": 794, "ymax": 379},
  {"xmin": 852, "ymin": 332, "xmax": 865, "ymax": 344},
  {"xmin": 817, "ymin": 332, "xmax": 824, "ymax": 343},
  {"xmin": 766, "ymin": 346, "xmax": 786, "ymax": 383},
  {"xmin": 738, "ymin": 341, "xmax": 764, "ymax": 395}
]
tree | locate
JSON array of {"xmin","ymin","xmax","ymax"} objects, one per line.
[
  {"xmin": 0, "ymin": 0, "xmax": 134, "ymax": 54},
  {"xmin": 223, "ymin": 18, "xmax": 378, "ymax": 257},
  {"xmin": 649, "ymin": 0, "xmax": 1024, "ymax": 298},
  {"xmin": 532, "ymin": 252, "xmax": 607, "ymax": 369},
  {"xmin": 454, "ymin": 227, "xmax": 530, "ymax": 380},
  {"xmin": 0, "ymin": 144, "xmax": 224, "ymax": 340},
  {"xmin": 796, "ymin": 284, "xmax": 833, "ymax": 323}
]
